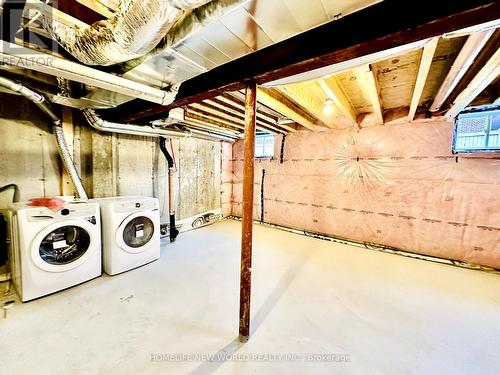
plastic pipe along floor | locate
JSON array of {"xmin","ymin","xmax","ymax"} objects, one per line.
[{"xmin": 1, "ymin": 219, "xmax": 500, "ymax": 374}]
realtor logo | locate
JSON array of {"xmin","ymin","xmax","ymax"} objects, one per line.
[{"xmin": 0, "ymin": 0, "xmax": 60, "ymax": 57}]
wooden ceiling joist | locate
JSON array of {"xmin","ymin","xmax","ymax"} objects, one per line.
[
  {"xmin": 278, "ymin": 82, "xmax": 335, "ymax": 128},
  {"xmin": 216, "ymin": 95, "xmax": 278, "ymax": 124},
  {"xmin": 186, "ymin": 108, "xmax": 244, "ymax": 131},
  {"xmin": 355, "ymin": 65, "xmax": 384, "ymax": 125},
  {"xmin": 318, "ymin": 77, "xmax": 358, "ymax": 126},
  {"xmin": 446, "ymin": 47, "xmax": 500, "ymax": 118},
  {"xmin": 76, "ymin": 0, "xmax": 115, "ymax": 18},
  {"xmin": 408, "ymin": 37, "xmax": 439, "ymax": 121},
  {"xmin": 183, "ymin": 117, "xmax": 242, "ymax": 138},
  {"xmin": 256, "ymin": 88, "xmax": 317, "ymax": 130},
  {"xmin": 200, "ymin": 99, "xmax": 288, "ymax": 134},
  {"xmin": 189, "ymin": 102, "xmax": 284, "ymax": 134},
  {"xmin": 106, "ymin": 0, "xmax": 500, "ymax": 123}
]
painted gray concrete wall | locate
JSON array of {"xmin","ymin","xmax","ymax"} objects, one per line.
[{"xmin": 0, "ymin": 94, "xmax": 222, "ymax": 221}]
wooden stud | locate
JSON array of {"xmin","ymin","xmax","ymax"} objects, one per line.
[
  {"xmin": 239, "ymin": 82, "xmax": 257, "ymax": 342},
  {"xmin": 446, "ymin": 46, "xmax": 500, "ymax": 119},
  {"xmin": 318, "ymin": 78, "xmax": 358, "ymax": 125},
  {"xmin": 408, "ymin": 38, "xmax": 439, "ymax": 121}
]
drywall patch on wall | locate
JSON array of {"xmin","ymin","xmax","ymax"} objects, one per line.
[
  {"xmin": 230, "ymin": 120, "xmax": 500, "ymax": 269},
  {"xmin": 0, "ymin": 94, "xmax": 61, "ymax": 207}
]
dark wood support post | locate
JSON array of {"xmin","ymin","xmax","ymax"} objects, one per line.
[{"xmin": 239, "ymin": 81, "xmax": 257, "ymax": 342}]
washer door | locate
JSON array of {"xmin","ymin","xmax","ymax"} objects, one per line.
[
  {"xmin": 31, "ymin": 220, "xmax": 98, "ymax": 273},
  {"xmin": 116, "ymin": 211, "xmax": 157, "ymax": 254}
]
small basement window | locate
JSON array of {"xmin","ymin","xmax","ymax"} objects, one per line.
[
  {"xmin": 453, "ymin": 108, "xmax": 500, "ymax": 153},
  {"xmin": 255, "ymin": 134, "xmax": 275, "ymax": 158}
]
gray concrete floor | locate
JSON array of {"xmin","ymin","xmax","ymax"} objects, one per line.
[{"xmin": 1, "ymin": 219, "xmax": 500, "ymax": 374}]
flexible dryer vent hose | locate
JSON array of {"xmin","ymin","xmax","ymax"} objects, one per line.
[{"xmin": 0, "ymin": 76, "xmax": 88, "ymax": 201}]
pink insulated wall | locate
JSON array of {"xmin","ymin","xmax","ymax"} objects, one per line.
[{"xmin": 226, "ymin": 119, "xmax": 500, "ymax": 269}]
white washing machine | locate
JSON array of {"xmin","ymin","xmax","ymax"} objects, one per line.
[
  {"xmin": 91, "ymin": 197, "xmax": 160, "ymax": 275},
  {"xmin": 8, "ymin": 202, "xmax": 101, "ymax": 302}
]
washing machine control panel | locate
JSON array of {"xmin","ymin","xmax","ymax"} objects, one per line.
[
  {"xmin": 23, "ymin": 205, "xmax": 98, "ymax": 222},
  {"xmin": 114, "ymin": 200, "xmax": 158, "ymax": 213}
]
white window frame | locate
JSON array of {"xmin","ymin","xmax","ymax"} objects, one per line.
[
  {"xmin": 452, "ymin": 107, "xmax": 500, "ymax": 153},
  {"xmin": 255, "ymin": 134, "xmax": 275, "ymax": 158}
]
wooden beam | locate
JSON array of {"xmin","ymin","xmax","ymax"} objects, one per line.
[
  {"xmin": 239, "ymin": 82, "xmax": 257, "ymax": 342},
  {"xmin": 257, "ymin": 88, "xmax": 317, "ymax": 130},
  {"xmin": 446, "ymin": 47, "xmax": 500, "ymax": 118},
  {"xmin": 105, "ymin": 1, "xmax": 500, "ymax": 123},
  {"xmin": 318, "ymin": 78, "xmax": 358, "ymax": 125},
  {"xmin": 408, "ymin": 38, "xmax": 439, "ymax": 121},
  {"xmin": 278, "ymin": 82, "xmax": 335, "ymax": 128},
  {"xmin": 355, "ymin": 65, "xmax": 384, "ymax": 125}
]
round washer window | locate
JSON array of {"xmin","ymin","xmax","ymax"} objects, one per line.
[
  {"xmin": 39, "ymin": 226, "xmax": 90, "ymax": 265},
  {"xmin": 122, "ymin": 216, "xmax": 154, "ymax": 248}
]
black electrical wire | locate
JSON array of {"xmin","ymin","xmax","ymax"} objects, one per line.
[
  {"xmin": 260, "ymin": 169, "xmax": 266, "ymax": 223},
  {"xmin": 280, "ymin": 134, "xmax": 286, "ymax": 164},
  {"xmin": 0, "ymin": 184, "xmax": 20, "ymax": 203}
]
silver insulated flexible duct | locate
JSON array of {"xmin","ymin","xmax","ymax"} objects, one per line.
[
  {"xmin": 43, "ymin": 0, "xmax": 213, "ymax": 66},
  {"xmin": 0, "ymin": 77, "xmax": 89, "ymax": 200}
]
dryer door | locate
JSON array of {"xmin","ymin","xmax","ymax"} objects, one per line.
[
  {"xmin": 31, "ymin": 220, "xmax": 98, "ymax": 273},
  {"xmin": 115, "ymin": 211, "xmax": 157, "ymax": 254}
]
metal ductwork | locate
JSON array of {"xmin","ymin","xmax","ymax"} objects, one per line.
[
  {"xmin": 82, "ymin": 109, "xmax": 236, "ymax": 142},
  {"xmin": 120, "ymin": 0, "xmax": 248, "ymax": 71},
  {"xmin": 43, "ymin": 0, "xmax": 213, "ymax": 66},
  {"xmin": 0, "ymin": 77, "xmax": 89, "ymax": 201},
  {"xmin": 0, "ymin": 41, "xmax": 177, "ymax": 105}
]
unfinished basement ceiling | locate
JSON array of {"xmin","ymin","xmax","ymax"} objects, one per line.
[
  {"xmin": 1, "ymin": 1, "xmax": 499, "ymax": 138},
  {"xmin": 21, "ymin": 0, "xmax": 381, "ymax": 109}
]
